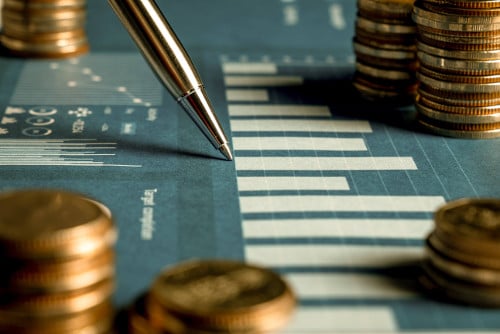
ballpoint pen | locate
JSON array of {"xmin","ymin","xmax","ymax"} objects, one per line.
[{"xmin": 107, "ymin": 0, "xmax": 233, "ymax": 161}]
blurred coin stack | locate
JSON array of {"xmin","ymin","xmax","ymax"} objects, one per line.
[
  {"xmin": 353, "ymin": 0, "xmax": 418, "ymax": 104},
  {"xmin": 0, "ymin": 189, "xmax": 118, "ymax": 333},
  {"xmin": 421, "ymin": 198, "xmax": 500, "ymax": 307},
  {"xmin": 413, "ymin": 0, "xmax": 500, "ymax": 138},
  {"xmin": 126, "ymin": 259, "xmax": 296, "ymax": 334},
  {"xmin": 0, "ymin": 0, "xmax": 89, "ymax": 58}
]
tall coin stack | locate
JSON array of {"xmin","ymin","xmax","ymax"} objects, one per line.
[
  {"xmin": 0, "ymin": 189, "xmax": 118, "ymax": 333},
  {"xmin": 421, "ymin": 198, "xmax": 500, "ymax": 307},
  {"xmin": 353, "ymin": 0, "xmax": 418, "ymax": 104},
  {"xmin": 0, "ymin": 0, "xmax": 89, "ymax": 58},
  {"xmin": 413, "ymin": 0, "xmax": 500, "ymax": 138},
  {"xmin": 126, "ymin": 259, "xmax": 297, "ymax": 334}
]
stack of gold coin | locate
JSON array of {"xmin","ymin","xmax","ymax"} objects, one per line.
[
  {"xmin": 126, "ymin": 259, "xmax": 296, "ymax": 334},
  {"xmin": 421, "ymin": 198, "xmax": 500, "ymax": 307},
  {"xmin": 0, "ymin": 0, "xmax": 88, "ymax": 58},
  {"xmin": 413, "ymin": 0, "xmax": 500, "ymax": 138},
  {"xmin": 353, "ymin": 0, "xmax": 418, "ymax": 104},
  {"xmin": 0, "ymin": 189, "xmax": 117, "ymax": 333}
]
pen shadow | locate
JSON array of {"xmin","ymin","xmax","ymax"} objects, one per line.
[{"xmin": 114, "ymin": 137, "xmax": 227, "ymax": 161}]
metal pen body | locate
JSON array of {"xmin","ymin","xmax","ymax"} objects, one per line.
[{"xmin": 108, "ymin": 0, "xmax": 232, "ymax": 160}]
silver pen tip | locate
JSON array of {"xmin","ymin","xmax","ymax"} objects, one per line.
[{"xmin": 219, "ymin": 143, "xmax": 233, "ymax": 161}]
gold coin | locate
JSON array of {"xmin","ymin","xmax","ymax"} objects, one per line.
[
  {"xmin": 418, "ymin": 51, "xmax": 500, "ymax": 75},
  {"xmin": 436, "ymin": 198, "xmax": 500, "ymax": 242},
  {"xmin": 417, "ymin": 93, "xmax": 500, "ymax": 115},
  {"xmin": 0, "ymin": 189, "xmax": 115, "ymax": 259},
  {"xmin": 418, "ymin": 86, "xmax": 500, "ymax": 106},
  {"xmin": 428, "ymin": 231, "xmax": 500, "ymax": 269},
  {"xmin": 417, "ymin": 71, "xmax": 500, "ymax": 94},
  {"xmin": 357, "ymin": 0, "xmax": 415, "ymax": 21},
  {"xmin": 424, "ymin": 0, "xmax": 500, "ymax": 10},
  {"xmin": 357, "ymin": 16, "xmax": 417, "ymax": 34},
  {"xmin": 421, "ymin": 260, "xmax": 500, "ymax": 307},
  {"xmin": 418, "ymin": 117, "xmax": 500, "ymax": 138},
  {"xmin": 416, "ymin": 99, "xmax": 500, "ymax": 124},
  {"xmin": 425, "ymin": 237, "xmax": 500, "ymax": 285},
  {"xmin": 421, "ymin": 1, "xmax": 500, "ymax": 16},
  {"xmin": 414, "ymin": 2, "xmax": 500, "ymax": 25},
  {"xmin": 354, "ymin": 41, "xmax": 417, "ymax": 60},
  {"xmin": 147, "ymin": 259, "xmax": 296, "ymax": 333}
]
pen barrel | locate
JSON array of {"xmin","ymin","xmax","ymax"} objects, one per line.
[{"xmin": 108, "ymin": 0, "xmax": 201, "ymax": 98}]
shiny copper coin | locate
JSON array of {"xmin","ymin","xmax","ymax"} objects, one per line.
[
  {"xmin": 0, "ymin": 189, "xmax": 115, "ymax": 259},
  {"xmin": 2, "ymin": 249, "xmax": 116, "ymax": 293},
  {"xmin": 0, "ymin": 278, "xmax": 115, "ymax": 316},
  {"xmin": 1, "ymin": 14, "xmax": 86, "ymax": 33},
  {"xmin": 1, "ymin": 28, "xmax": 86, "ymax": 42},
  {"xmin": 4, "ymin": 0, "xmax": 85, "ymax": 10},
  {"xmin": 0, "ymin": 300, "xmax": 114, "ymax": 333},
  {"xmin": 147, "ymin": 259, "xmax": 296, "ymax": 333},
  {"xmin": 2, "ymin": 7, "xmax": 86, "ymax": 22}
]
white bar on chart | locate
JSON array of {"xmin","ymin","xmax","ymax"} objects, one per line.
[
  {"xmin": 224, "ymin": 75, "xmax": 304, "ymax": 86},
  {"xmin": 283, "ymin": 307, "xmax": 397, "ymax": 333},
  {"xmin": 245, "ymin": 244, "xmax": 423, "ymax": 267},
  {"xmin": 225, "ymin": 89, "xmax": 269, "ymax": 102},
  {"xmin": 235, "ymin": 156, "xmax": 417, "ymax": 171},
  {"xmin": 287, "ymin": 273, "xmax": 416, "ymax": 298},
  {"xmin": 228, "ymin": 105, "xmax": 331, "ymax": 117},
  {"xmin": 243, "ymin": 218, "xmax": 433, "ymax": 239},
  {"xmin": 237, "ymin": 176, "xmax": 349, "ymax": 191},
  {"xmin": 222, "ymin": 62, "xmax": 278, "ymax": 74},
  {"xmin": 239, "ymin": 195, "xmax": 445, "ymax": 213},
  {"xmin": 230, "ymin": 119, "xmax": 372, "ymax": 132},
  {"xmin": 232, "ymin": 137, "xmax": 367, "ymax": 151}
]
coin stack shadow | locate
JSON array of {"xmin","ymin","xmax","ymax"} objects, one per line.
[
  {"xmin": 0, "ymin": 189, "xmax": 118, "ymax": 333},
  {"xmin": 0, "ymin": 0, "xmax": 89, "ymax": 58},
  {"xmin": 413, "ymin": 0, "xmax": 500, "ymax": 138},
  {"xmin": 353, "ymin": 0, "xmax": 418, "ymax": 104},
  {"xmin": 126, "ymin": 259, "xmax": 297, "ymax": 334},
  {"xmin": 421, "ymin": 198, "xmax": 500, "ymax": 307}
]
